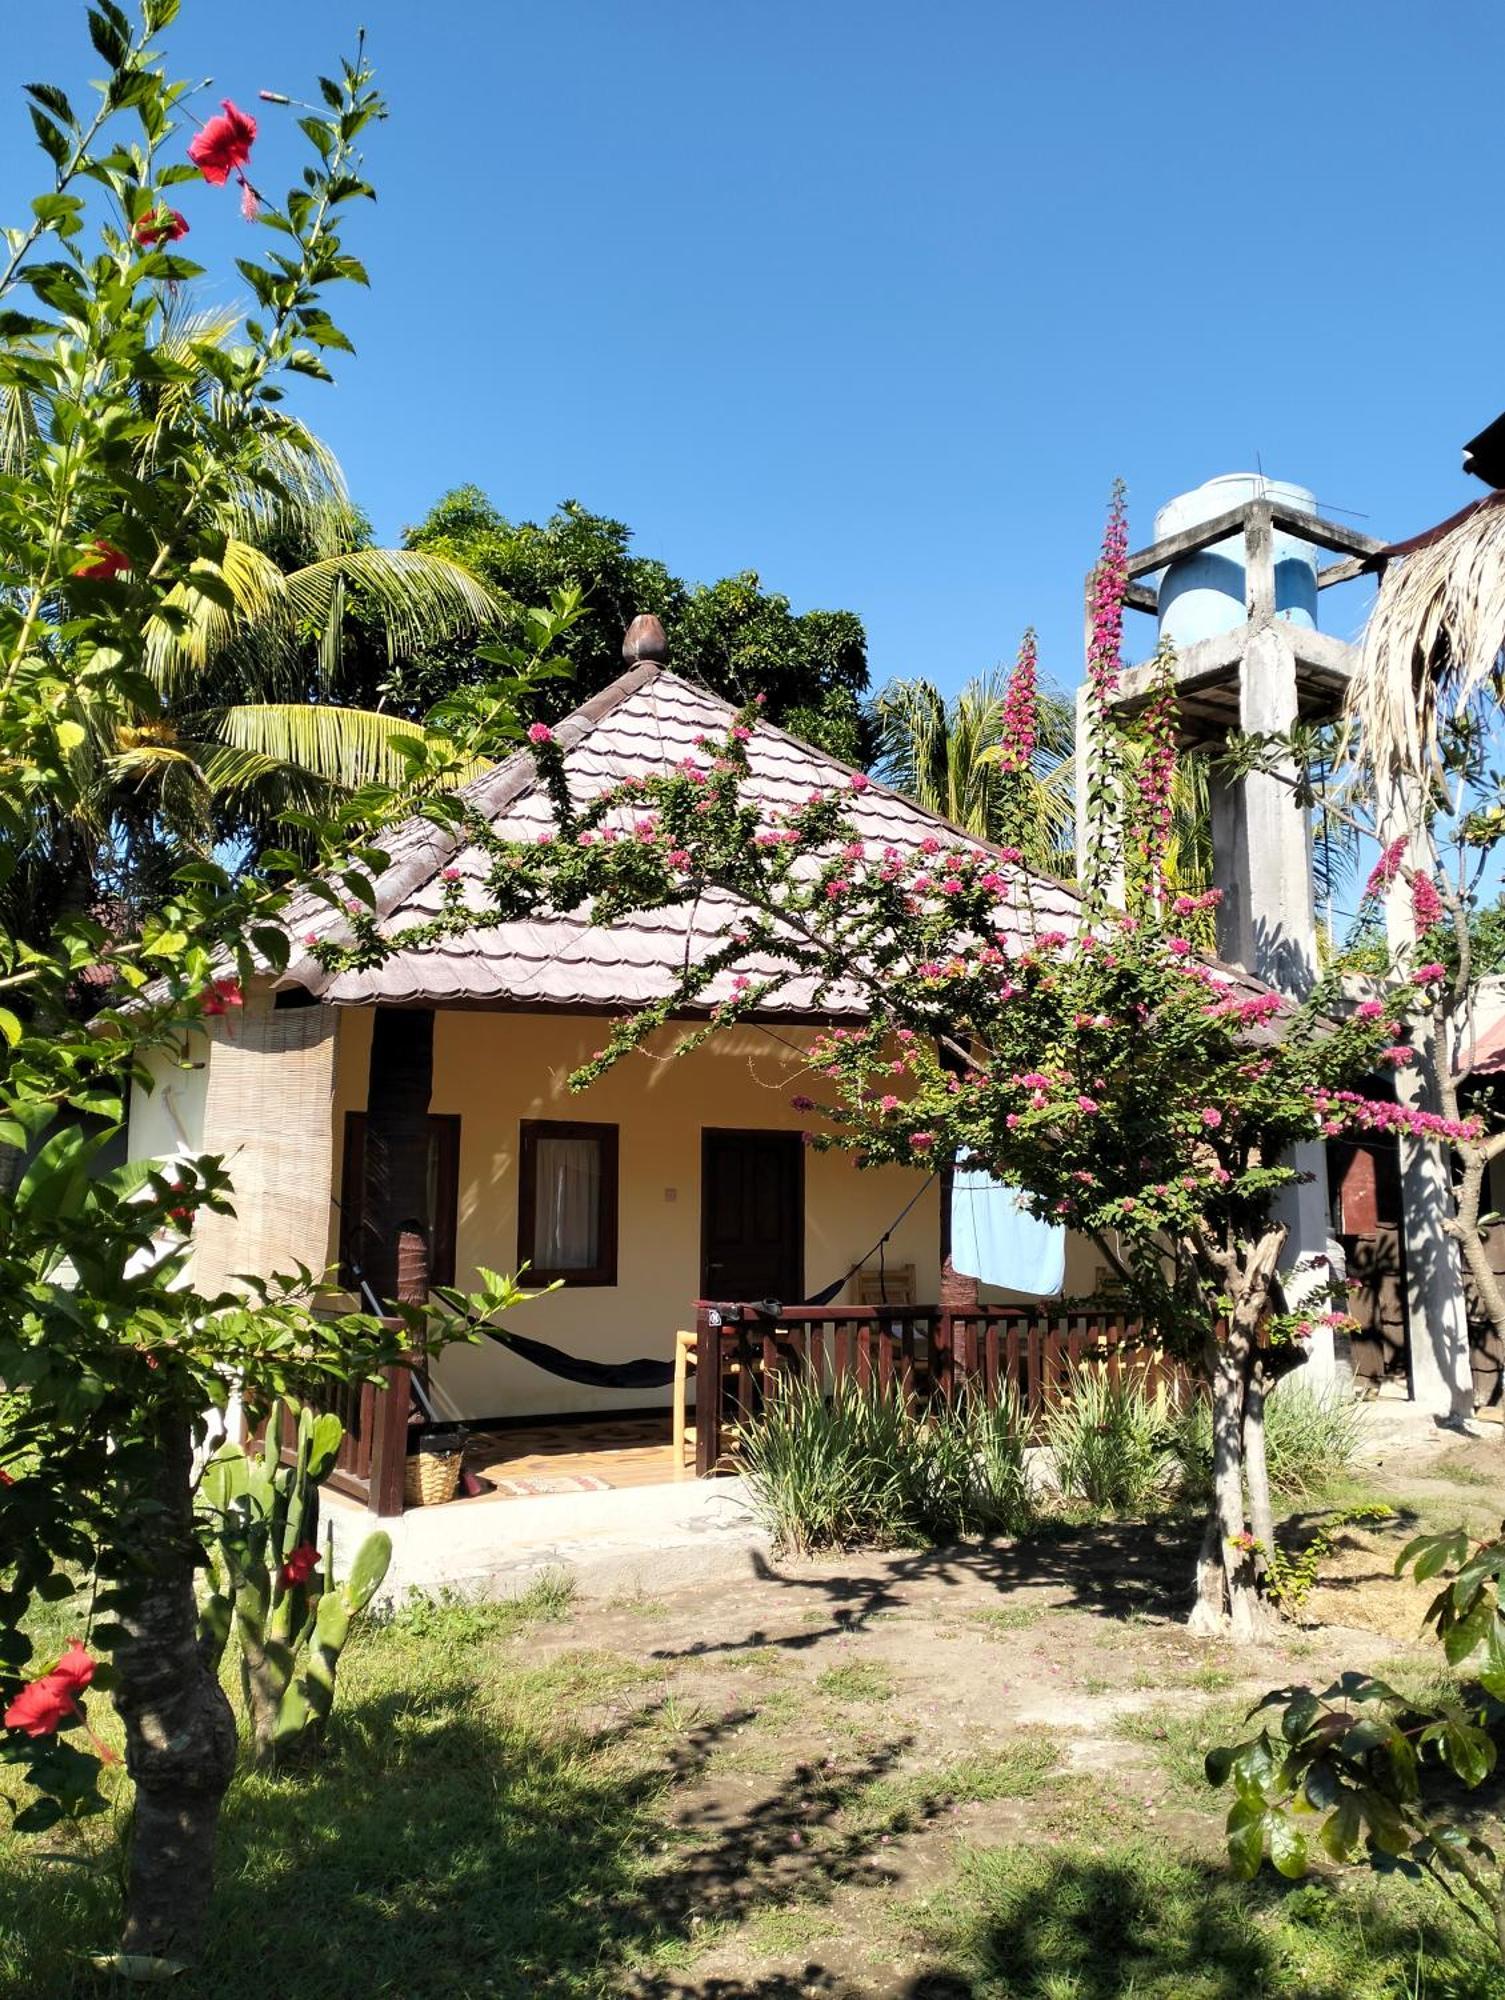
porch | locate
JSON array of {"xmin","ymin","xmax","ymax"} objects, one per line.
[{"xmin": 314, "ymin": 1300, "xmax": 1173, "ymax": 1516}]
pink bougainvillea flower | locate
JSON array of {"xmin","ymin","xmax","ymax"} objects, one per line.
[
  {"xmin": 72, "ymin": 539, "xmax": 130, "ymax": 580},
  {"xmin": 908, "ymin": 1132, "xmax": 935, "ymax": 1152},
  {"xmin": 1411, "ymin": 874, "xmax": 1444, "ymax": 931},
  {"xmin": 789, "ymin": 1095, "xmax": 814, "ymax": 1112},
  {"xmin": 279, "ymin": 1543, "xmax": 320, "ymax": 1590},
  {"xmin": 526, "ymin": 722, "xmax": 553, "ymax": 745},
  {"xmin": 4, "ymin": 1640, "xmax": 95, "ymax": 1739},
  {"xmin": 1200, "ymin": 1107, "xmax": 1223, "ymax": 1128},
  {"xmin": 188, "ymin": 99, "xmax": 257, "ymax": 185},
  {"xmin": 132, "ymin": 207, "xmax": 189, "ymax": 248},
  {"xmin": 200, "ymin": 977, "xmax": 244, "ymax": 1017}
]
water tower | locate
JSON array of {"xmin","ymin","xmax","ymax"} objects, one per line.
[
  {"xmin": 1079, "ymin": 473, "xmax": 1383, "ymax": 994},
  {"xmin": 1074, "ymin": 476, "xmax": 1471, "ymax": 1414}
]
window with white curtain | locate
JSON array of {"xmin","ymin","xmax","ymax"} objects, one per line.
[{"xmin": 518, "ymin": 1121, "xmax": 618, "ymax": 1285}]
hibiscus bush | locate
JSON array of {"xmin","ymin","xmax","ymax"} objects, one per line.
[{"xmin": 0, "ymin": 3, "xmax": 542, "ymax": 1966}]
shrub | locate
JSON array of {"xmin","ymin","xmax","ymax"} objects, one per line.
[
  {"xmin": 1173, "ymin": 1377, "xmax": 1363, "ymax": 1502},
  {"xmin": 735, "ymin": 1375, "xmax": 1035, "ymax": 1553},
  {"xmin": 1045, "ymin": 1366, "xmax": 1178, "ymax": 1516}
]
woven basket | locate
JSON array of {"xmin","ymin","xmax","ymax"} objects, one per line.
[{"xmin": 404, "ymin": 1444, "xmax": 463, "ymax": 1508}]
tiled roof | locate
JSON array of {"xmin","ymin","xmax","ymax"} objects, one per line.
[
  {"xmin": 282, "ymin": 665, "xmax": 1086, "ymax": 1015},
  {"xmin": 1458, "ymin": 1013, "xmax": 1505, "ymax": 1078}
]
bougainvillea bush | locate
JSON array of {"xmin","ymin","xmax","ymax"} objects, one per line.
[
  {"xmin": 312, "ymin": 491, "xmax": 1473, "ymax": 1641},
  {"xmin": 0, "ymin": 3, "xmax": 541, "ymax": 1967}
]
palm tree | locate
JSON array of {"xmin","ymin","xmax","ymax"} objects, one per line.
[
  {"xmin": 870, "ymin": 669, "xmax": 1077, "ymax": 868},
  {"xmin": 1, "ymin": 307, "xmax": 504, "ymax": 931},
  {"xmin": 870, "ymin": 668, "xmax": 1216, "ymax": 897}
]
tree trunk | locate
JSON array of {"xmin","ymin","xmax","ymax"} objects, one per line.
[
  {"xmin": 111, "ymin": 1415, "xmax": 238, "ymax": 1963},
  {"xmin": 1242, "ymin": 1349, "xmax": 1277, "ymax": 1576},
  {"xmin": 1189, "ymin": 1230, "xmax": 1285, "ymax": 1640}
]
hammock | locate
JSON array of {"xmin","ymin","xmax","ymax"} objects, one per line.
[
  {"xmin": 480, "ymin": 1324, "xmax": 677, "ymax": 1391},
  {"xmin": 332, "ymin": 1173, "xmax": 935, "ymax": 1395}
]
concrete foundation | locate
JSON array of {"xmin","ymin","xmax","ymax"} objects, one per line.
[{"xmin": 325, "ymin": 1473, "xmax": 770, "ymax": 1606}]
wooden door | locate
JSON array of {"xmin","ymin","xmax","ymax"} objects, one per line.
[{"xmin": 701, "ymin": 1129, "xmax": 804, "ymax": 1305}]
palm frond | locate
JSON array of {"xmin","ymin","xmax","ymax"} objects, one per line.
[
  {"xmin": 1350, "ymin": 498, "xmax": 1505, "ymax": 776},
  {"xmin": 284, "ymin": 548, "xmax": 504, "ymax": 662},
  {"xmin": 206, "ymin": 703, "xmax": 489, "ymax": 794},
  {"xmin": 147, "ymin": 543, "xmax": 505, "ymax": 695}
]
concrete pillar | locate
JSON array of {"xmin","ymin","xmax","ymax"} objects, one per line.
[
  {"xmin": 1209, "ymin": 625, "xmax": 1319, "ymax": 997},
  {"xmin": 1204, "ymin": 622, "xmax": 1333, "ymax": 1367},
  {"xmin": 1378, "ymin": 776, "xmax": 1473, "ymax": 1419},
  {"xmin": 1275, "ymin": 1145, "xmax": 1338, "ymax": 1384}
]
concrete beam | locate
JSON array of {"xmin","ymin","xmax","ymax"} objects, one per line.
[{"xmin": 1123, "ymin": 498, "xmax": 1385, "ymax": 583}]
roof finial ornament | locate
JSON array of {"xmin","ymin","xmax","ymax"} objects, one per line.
[{"xmin": 623, "ymin": 612, "xmax": 668, "ymax": 665}]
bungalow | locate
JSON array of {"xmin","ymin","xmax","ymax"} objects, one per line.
[{"xmin": 129, "ymin": 620, "xmax": 1174, "ymax": 1506}]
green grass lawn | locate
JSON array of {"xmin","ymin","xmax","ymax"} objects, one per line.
[{"xmin": 9, "ymin": 1439, "xmax": 1505, "ymax": 1999}]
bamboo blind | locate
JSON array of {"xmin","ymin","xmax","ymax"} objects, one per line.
[{"xmin": 191, "ymin": 999, "xmax": 338, "ymax": 1297}]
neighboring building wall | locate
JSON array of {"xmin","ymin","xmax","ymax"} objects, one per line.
[
  {"xmin": 328, "ymin": 1010, "xmax": 1102, "ymax": 1421},
  {"xmin": 128, "ymin": 1028, "xmax": 211, "ymax": 1168}
]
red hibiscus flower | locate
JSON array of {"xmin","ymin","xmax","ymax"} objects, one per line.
[
  {"xmin": 72, "ymin": 540, "xmax": 130, "ymax": 581},
  {"xmin": 201, "ymin": 977, "xmax": 244, "ymax": 1017},
  {"xmin": 4, "ymin": 1639, "xmax": 95, "ymax": 1739},
  {"xmin": 133, "ymin": 207, "xmax": 189, "ymax": 248},
  {"xmin": 279, "ymin": 1543, "xmax": 320, "ymax": 1590},
  {"xmin": 0, "ymin": 1469, "xmax": 13, "ymax": 1487},
  {"xmin": 187, "ymin": 100, "xmax": 257, "ymax": 185}
]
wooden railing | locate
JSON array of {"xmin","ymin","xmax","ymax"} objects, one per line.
[
  {"xmin": 251, "ymin": 1353, "xmax": 413, "ymax": 1516},
  {"xmin": 691, "ymin": 1302, "xmax": 1181, "ymax": 1476}
]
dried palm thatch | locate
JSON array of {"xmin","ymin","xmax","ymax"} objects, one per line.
[{"xmin": 1349, "ymin": 493, "xmax": 1505, "ymax": 777}]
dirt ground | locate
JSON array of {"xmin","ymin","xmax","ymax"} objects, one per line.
[{"xmin": 512, "ymin": 1402, "xmax": 1505, "ymax": 1998}]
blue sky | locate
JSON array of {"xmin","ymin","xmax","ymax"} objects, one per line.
[{"xmin": 4, "ymin": 2, "xmax": 1502, "ymax": 701}]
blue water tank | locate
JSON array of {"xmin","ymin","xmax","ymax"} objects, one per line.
[{"xmin": 1153, "ymin": 474, "xmax": 1319, "ymax": 648}]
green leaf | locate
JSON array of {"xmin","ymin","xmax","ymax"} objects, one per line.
[
  {"xmin": 1267, "ymin": 1814, "xmax": 1309, "ymax": 1879},
  {"xmin": 1321, "ymin": 1796, "xmax": 1362, "ymax": 1862},
  {"xmin": 1443, "ymin": 1591, "xmax": 1497, "ymax": 1667},
  {"xmin": 0, "ymin": 1008, "xmax": 22, "ymax": 1048},
  {"xmin": 24, "ymin": 84, "xmax": 76, "ymax": 126},
  {"xmin": 27, "ymin": 107, "xmax": 69, "ymax": 169},
  {"xmin": 1205, "ymin": 1745, "xmax": 1236, "ymax": 1788},
  {"xmin": 1281, "ymin": 1689, "xmax": 1321, "ymax": 1744},
  {"xmin": 1225, "ymin": 1798, "xmax": 1265, "ymax": 1879}
]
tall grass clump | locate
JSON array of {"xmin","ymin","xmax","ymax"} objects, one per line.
[
  {"xmin": 735, "ymin": 1375, "xmax": 1035, "ymax": 1554},
  {"xmin": 1172, "ymin": 1376, "xmax": 1363, "ymax": 1502},
  {"xmin": 1044, "ymin": 1366, "xmax": 1179, "ymax": 1516}
]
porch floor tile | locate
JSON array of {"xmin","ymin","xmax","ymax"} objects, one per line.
[{"xmin": 460, "ymin": 1416, "xmax": 684, "ymax": 1499}]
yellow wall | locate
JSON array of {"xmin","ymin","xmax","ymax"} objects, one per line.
[{"xmin": 330, "ymin": 1007, "xmax": 1105, "ymax": 1421}]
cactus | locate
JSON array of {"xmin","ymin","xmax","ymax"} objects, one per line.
[{"xmin": 197, "ymin": 1399, "xmax": 391, "ymax": 1765}]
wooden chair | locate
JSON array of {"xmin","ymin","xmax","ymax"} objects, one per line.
[
  {"xmin": 672, "ymin": 1326, "xmax": 697, "ymax": 1475},
  {"xmin": 856, "ymin": 1262, "xmax": 916, "ymax": 1307}
]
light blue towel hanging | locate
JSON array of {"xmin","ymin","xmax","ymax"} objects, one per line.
[{"xmin": 950, "ymin": 1166, "xmax": 1065, "ymax": 1296}]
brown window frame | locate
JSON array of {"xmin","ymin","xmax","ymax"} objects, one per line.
[
  {"xmin": 518, "ymin": 1119, "xmax": 619, "ymax": 1287},
  {"xmin": 339, "ymin": 1111, "xmax": 460, "ymax": 1292}
]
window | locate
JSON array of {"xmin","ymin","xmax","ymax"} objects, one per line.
[
  {"xmin": 518, "ymin": 1120, "xmax": 618, "ymax": 1286},
  {"xmin": 339, "ymin": 1112, "xmax": 460, "ymax": 1292}
]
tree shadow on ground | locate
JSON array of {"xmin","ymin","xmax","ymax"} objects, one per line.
[
  {"xmin": 648, "ymin": 1518, "xmax": 1204, "ymax": 1668},
  {"xmin": 0, "ymin": 1669, "xmax": 945, "ymax": 2000},
  {"xmin": 877, "ymin": 1844, "xmax": 1491, "ymax": 2000}
]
